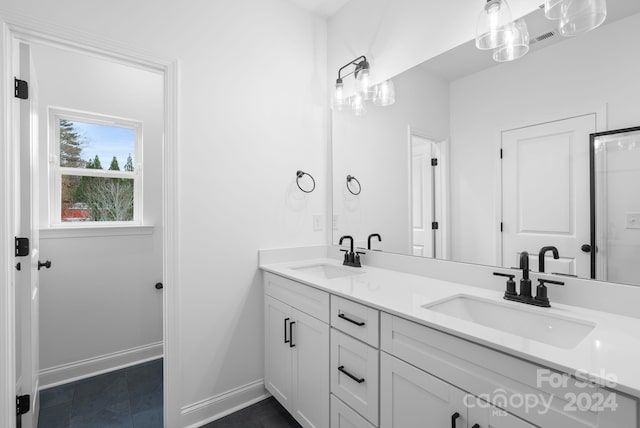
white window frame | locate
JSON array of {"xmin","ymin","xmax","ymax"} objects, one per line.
[{"xmin": 48, "ymin": 107, "xmax": 143, "ymax": 227}]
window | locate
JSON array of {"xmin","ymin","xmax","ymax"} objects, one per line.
[{"xmin": 50, "ymin": 108, "xmax": 142, "ymax": 226}]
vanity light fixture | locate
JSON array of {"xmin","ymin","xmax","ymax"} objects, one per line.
[
  {"xmin": 492, "ymin": 18, "xmax": 530, "ymax": 62},
  {"xmin": 555, "ymin": 0, "xmax": 607, "ymax": 36},
  {"xmin": 373, "ymin": 79, "xmax": 395, "ymax": 107},
  {"xmin": 476, "ymin": 0, "xmax": 514, "ymax": 50},
  {"xmin": 332, "ymin": 55, "xmax": 395, "ymax": 114}
]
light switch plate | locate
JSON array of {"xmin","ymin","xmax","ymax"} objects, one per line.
[
  {"xmin": 312, "ymin": 214, "xmax": 323, "ymax": 231},
  {"xmin": 626, "ymin": 213, "xmax": 640, "ymax": 229}
]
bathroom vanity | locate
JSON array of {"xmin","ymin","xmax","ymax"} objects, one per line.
[{"xmin": 260, "ymin": 250, "xmax": 639, "ymax": 428}]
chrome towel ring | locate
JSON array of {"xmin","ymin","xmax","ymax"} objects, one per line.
[
  {"xmin": 296, "ymin": 170, "xmax": 316, "ymax": 193},
  {"xmin": 346, "ymin": 175, "xmax": 361, "ymax": 195}
]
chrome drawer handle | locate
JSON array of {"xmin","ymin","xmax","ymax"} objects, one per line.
[
  {"xmin": 338, "ymin": 313, "xmax": 365, "ymax": 326},
  {"xmin": 338, "ymin": 365, "xmax": 365, "ymax": 383}
]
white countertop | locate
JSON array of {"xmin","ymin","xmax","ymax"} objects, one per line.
[{"xmin": 260, "ymin": 257, "xmax": 640, "ymax": 398}]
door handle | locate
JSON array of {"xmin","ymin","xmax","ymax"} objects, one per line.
[
  {"xmin": 284, "ymin": 318, "xmax": 290, "ymax": 344},
  {"xmin": 155, "ymin": 282, "xmax": 163, "ymax": 290},
  {"xmin": 451, "ymin": 412, "xmax": 460, "ymax": 428},
  {"xmin": 289, "ymin": 321, "xmax": 296, "ymax": 348},
  {"xmin": 338, "ymin": 313, "xmax": 366, "ymax": 326},
  {"xmin": 37, "ymin": 260, "xmax": 52, "ymax": 270},
  {"xmin": 581, "ymin": 244, "xmax": 592, "ymax": 253},
  {"xmin": 337, "ymin": 365, "xmax": 365, "ymax": 383}
]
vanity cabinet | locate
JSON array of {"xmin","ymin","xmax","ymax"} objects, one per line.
[
  {"xmin": 263, "ymin": 270, "xmax": 637, "ymax": 428},
  {"xmin": 381, "ymin": 313, "xmax": 637, "ymax": 428},
  {"xmin": 264, "ymin": 273, "xmax": 329, "ymax": 428},
  {"xmin": 381, "ymin": 352, "xmax": 535, "ymax": 428}
]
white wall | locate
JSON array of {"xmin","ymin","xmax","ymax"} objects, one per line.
[
  {"xmin": 332, "ymin": 64, "xmax": 449, "ymax": 253},
  {"xmin": 449, "ymin": 13, "xmax": 640, "ymax": 265},
  {"xmin": 327, "ymin": 0, "xmax": 541, "ymax": 94},
  {"xmin": 31, "ymin": 44, "xmax": 164, "ymax": 384},
  {"xmin": 0, "ymin": 0, "xmax": 328, "ymax": 423}
]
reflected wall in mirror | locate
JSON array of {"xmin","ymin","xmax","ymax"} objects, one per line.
[{"xmin": 332, "ymin": 0, "xmax": 640, "ymax": 286}]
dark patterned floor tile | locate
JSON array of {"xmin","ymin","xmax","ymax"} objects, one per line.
[{"xmin": 40, "ymin": 384, "xmax": 75, "ymax": 410}]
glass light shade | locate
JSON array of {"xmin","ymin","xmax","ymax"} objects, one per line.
[
  {"xmin": 355, "ymin": 68, "xmax": 376, "ymax": 100},
  {"xmin": 476, "ymin": 0, "xmax": 514, "ymax": 50},
  {"xmin": 558, "ymin": 0, "xmax": 607, "ymax": 36},
  {"xmin": 545, "ymin": 0, "xmax": 568, "ymax": 20},
  {"xmin": 332, "ymin": 80, "xmax": 347, "ymax": 111},
  {"xmin": 373, "ymin": 79, "xmax": 396, "ymax": 107},
  {"xmin": 351, "ymin": 92, "xmax": 366, "ymax": 116},
  {"xmin": 492, "ymin": 19, "xmax": 530, "ymax": 62}
]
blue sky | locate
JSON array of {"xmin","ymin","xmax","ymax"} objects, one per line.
[{"xmin": 70, "ymin": 121, "xmax": 135, "ymax": 170}]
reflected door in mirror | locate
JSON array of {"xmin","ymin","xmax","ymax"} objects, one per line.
[{"xmin": 502, "ymin": 114, "xmax": 595, "ymax": 276}]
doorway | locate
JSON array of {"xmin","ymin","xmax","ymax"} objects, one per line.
[
  {"xmin": 409, "ymin": 132, "xmax": 448, "ymax": 259},
  {"xmin": 501, "ymin": 114, "xmax": 596, "ymax": 276},
  {"xmin": 1, "ymin": 20, "xmax": 179, "ymax": 428}
]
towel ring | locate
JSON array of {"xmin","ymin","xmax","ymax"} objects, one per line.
[
  {"xmin": 346, "ymin": 175, "xmax": 361, "ymax": 195},
  {"xmin": 296, "ymin": 170, "xmax": 316, "ymax": 193}
]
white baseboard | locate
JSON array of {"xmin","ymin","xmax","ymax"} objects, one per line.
[
  {"xmin": 181, "ymin": 379, "xmax": 270, "ymax": 428},
  {"xmin": 39, "ymin": 341, "xmax": 163, "ymax": 390}
]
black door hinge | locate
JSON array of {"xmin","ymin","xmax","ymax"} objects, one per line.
[
  {"xmin": 14, "ymin": 78, "xmax": 28, "ymax": 100},
  {"xmin": 500, "ymin": 149, "xmax": 503, "ymax": 159},
  {"xmin": 16, "ymin": 394, "xmax": 30, "ymax": 416},
  {"xmin": 15, "ymin": 237, "xmax": 29, "ymax": 257},
  {"xmin": 432, "ymin": 222, "xmax": 439, "ymax": 230},
  {"xmin": 431, "ymin": 158, "xmax": 438, "ymax": 166},
  {"xmin": 500, "ymin": 222, "xmax": 504, "ymax": 232}
]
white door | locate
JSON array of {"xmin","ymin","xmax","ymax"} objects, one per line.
[
  {"xmin": 290, "ymin": 308, "xmax": 328, "ymax": 428},
  {"xmin": 14, "ymin": 41, "xmax": 40, "ymax": 428},
  {"xmin": 411, "ymin": 135, "xmax": 441, "ymax": 258},
  {"xmin": 502, "ymin": 115, "xmax": 595, "ymax": 277},
  {"xmin": 380, "ymin": 352, "xmax": 467, "ymax": 428},
  {"xmin": 264, "ymin": 295, "xmax": 293, "ymax": 412}
]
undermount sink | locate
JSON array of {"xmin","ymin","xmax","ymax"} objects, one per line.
[
  {"xmin": 422, "ymin": 295, "xmax": 595, "ymax": 349},
  {"xmin": 291, "ymin": 264, "xmax": 363, "ymax": 280}
]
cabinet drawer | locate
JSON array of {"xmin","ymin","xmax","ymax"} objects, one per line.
[
  {"xmin": 331, "ymin": 329, "xmax": 379, "ymax": 426},
  {"xmin": 381, "ymin": 313, "xmax": 637, "ymax": 428},
  {"xmin": 331, "ymin": 394, "xmax": 375, "ymax": 428},
  {"xmin": 331, "ymin": 295, "xmax": 379, "ymax": 347},
  {"xmin": 264, "ymin": 272, "xmax": 329, "ymax": 323}
]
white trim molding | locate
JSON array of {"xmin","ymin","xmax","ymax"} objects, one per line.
[
  {"xmin": 40, "ymin": 225, "xmax": 154, "ymax": 239},
  {"xmin": 0, "ymin": 19, "xmax": 18, "ymax": 428},
  {"xmin": 181, "ymin": 380, "xmax": 269, "ymax": 428},
  {"xmin": 39, "ymin": 342, "xmax": 163, "ymax": 390}
]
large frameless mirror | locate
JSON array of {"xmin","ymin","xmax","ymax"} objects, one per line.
[{"xmin": 331, "ymin": 0, "xmax": 640, "ymax": 286}]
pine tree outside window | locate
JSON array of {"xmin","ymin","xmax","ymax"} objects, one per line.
[{"xmin": 49, "ymin": 108, "xmax": 143, "ymax": 226}]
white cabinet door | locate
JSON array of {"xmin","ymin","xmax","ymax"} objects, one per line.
[
  {"xmin": 264, "ymin": 295, "xmax": 294, "ymax": 412},
  {"xmin": 291, "ymin": 307, "xmax": 329, "ymax": 428},
  {"xmin": 380, "ymin": 352, "xmax": 467, "ymax": 428},
  {"xmin": 468, "ymin": 398, "xmax": 536, "ymax": 428},
  {"xmin": 331, "ymin": 394, "xmax": 376, "ymax": 428}
]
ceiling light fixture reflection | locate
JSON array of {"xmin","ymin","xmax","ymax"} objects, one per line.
[
  {"xmin": 493, "ymin": 18, "xmax": 530, "ymax": 62},
  {"xmin": 476, "ymin": 0, "xmax": 514, "ymax": 50}
]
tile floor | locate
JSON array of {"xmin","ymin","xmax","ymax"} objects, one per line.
[
  {"xmin": 202, "ymin": 397, "xmax": 301, "ymax": 428},
  {"xmin": 38, "ymin": 358, "xmax": 163, "ymax": 428}
]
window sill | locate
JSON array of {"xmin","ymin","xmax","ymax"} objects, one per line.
[{"xmin": 40, "ymin": 225, "xmax": 155, "ymax": 239}]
